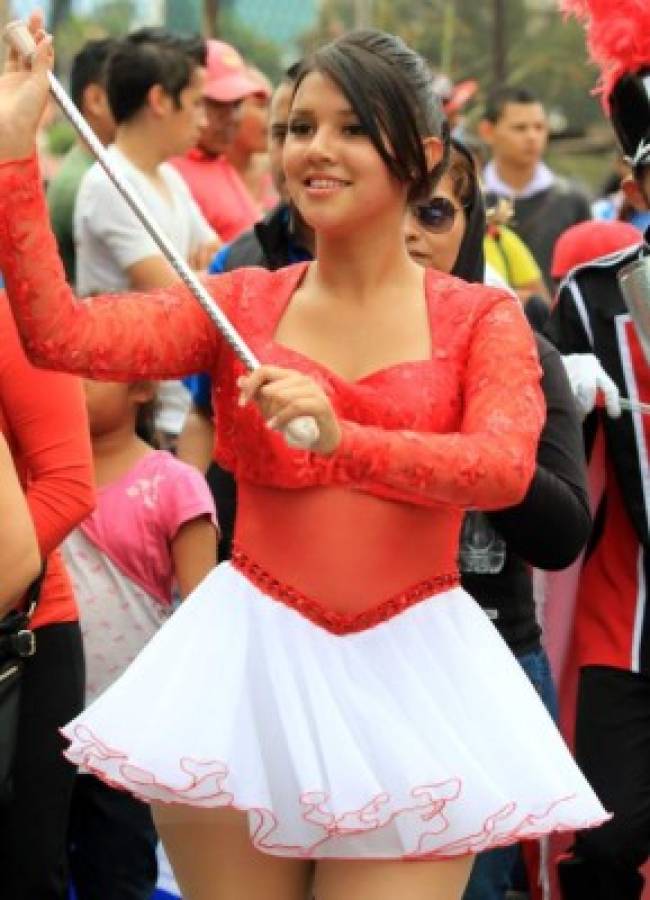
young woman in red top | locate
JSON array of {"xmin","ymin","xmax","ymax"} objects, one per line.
[
  {"xmin": 0, "ymin": 16, "xmax": 606, "ymax": 900},
  {"xmin": 0, "ymin": 291, "xmax": 94, "ymax": 898}
]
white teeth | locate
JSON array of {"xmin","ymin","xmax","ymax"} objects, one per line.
[{"xmin": 308, "ymin": 179, "xmax": 345, "ymax": 189}]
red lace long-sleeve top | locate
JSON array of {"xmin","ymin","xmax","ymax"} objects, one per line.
[
  {"xmin": 0, "ymin": 295, "xmax": 95, "ymax": 629},
  {"xmin": 0, "ymin": 155, "xmax": 544, "ymax": 633}
]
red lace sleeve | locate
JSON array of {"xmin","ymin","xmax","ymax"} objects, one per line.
[
  {"xmin": 0, "ymin": 155, "xmax": 238, "ymax": 381},
  {"xmin": 327, "ymin": 294, "xmax": 544, "ymax": 511}
]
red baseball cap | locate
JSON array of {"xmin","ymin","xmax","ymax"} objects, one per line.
[
  {"xmin": 551, "ymin": 220, "xmax": 643, "ymax": 279},
  {"xmin": 203, "ymin": 40, "xmax": 263, "ymax": 103}
]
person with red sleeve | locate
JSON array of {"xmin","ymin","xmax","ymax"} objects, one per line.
[
  {"xmin": 0, "ymin": 294, "xmax": 95, "ymax": 899},
  {"xmin": 171, "ymin": 39, "xmax": 269, "ymax": 242}
]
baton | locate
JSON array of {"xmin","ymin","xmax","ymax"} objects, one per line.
[
  {"xmin": 620, "ymin": 397, "xmax": 650, "ymax": 416},
  {"xmin": 3, "ymin": 21, "xmax": 319, "ymax": 451}
]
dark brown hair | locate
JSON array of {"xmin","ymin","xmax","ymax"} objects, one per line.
[
  {"xmin": 295, "ymin": 29, "xmax": 449, "ymax": 203},
  {"xmin": 445, "ymin": 143, "xmax": 478, "ymax": 208},
  {"xmin": 107, "ymin": 28, "xmax": 206, "ymax": 125}
]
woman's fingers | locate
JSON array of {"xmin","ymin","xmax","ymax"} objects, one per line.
[
  {"xmin": 236, "ymin": 366, "xmax": 340, "ymax": 454},
  {"xmin": 263, "ymin": 386, "xmax": 323, "ymax": 428},
  {"xmin": 0, "ymin": 14, "xmax": 53, "ymax": 160},
  {"xmin": 4, "ymin": 12, "xmax": 48, "ymax": 71},
  {"xmin": 237, "ymin": 366, "xmax": 291, "ymax": 406},
  {"xmin": 266, "ymin": 397, "xmax": 325, "ymax": 431}
]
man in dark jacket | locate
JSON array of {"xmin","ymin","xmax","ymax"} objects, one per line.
[
  {"xmin": 479, "ymin": 85, "xmax": 591, "ymax": 291},
  {"xmin": 547, "ymin": 4, "xmax": 650, "ymax": 897}
]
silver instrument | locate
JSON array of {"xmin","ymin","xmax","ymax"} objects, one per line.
[{"xmin": 3, "ymin": 21, "xmax": 319, "ymax": 450}]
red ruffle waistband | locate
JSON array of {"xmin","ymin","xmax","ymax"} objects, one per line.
[{"xmin": 230, "ymin": 544, "xmax": 460, "ymax": 635}]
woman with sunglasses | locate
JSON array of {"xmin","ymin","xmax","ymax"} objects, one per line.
[
  {"xmin": 405, "ymin": 149, "xmax": 550, "ymax": 308},
  {"xmin": 0, "ymin": 16, "xmax": 605, "ymax": 900},
  {"xmin": 405, "ymin": 142, "xmax": 593, "ymax": 900}
]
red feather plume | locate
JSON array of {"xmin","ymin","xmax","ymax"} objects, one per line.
[{"xmin": 560, "ymin": 0, "xmax": 650, "ymax": 108}]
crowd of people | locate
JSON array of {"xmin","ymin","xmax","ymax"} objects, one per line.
[{"xmin": 1, "ymin": 3, "xmax": 650, "ymax": 899}]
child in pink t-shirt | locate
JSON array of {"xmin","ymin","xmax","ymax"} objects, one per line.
[{"xmin": 63, "ymin": 378, "xmax": 218, "ymax": 900}]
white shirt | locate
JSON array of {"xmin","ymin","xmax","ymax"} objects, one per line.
[
  {"xmin": 75, "ymin": 145, "xmax": 216, "ymax": 296},
  {"xmin": 484, "ymin": 262, "xmax": 517, "ymax": 296},
  {"xmin": 74, "ymin": 146, "xmax": 216, "ymax": 435},
  {"xmin": 483, "ymin": 160, "xmax": 555, "ymax": 200},
  {"xmin": 64, "ymin": 530, "xmax": 172, "ymax": 706}
]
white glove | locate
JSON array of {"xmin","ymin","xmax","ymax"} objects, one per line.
[{"xmin": 560, "ymin": 353, "xmax": 622, "ymax": 418}]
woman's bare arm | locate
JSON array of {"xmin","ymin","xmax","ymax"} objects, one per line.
[{"xmin": 0, "ymin": 436, "xmax": 40, "ymax": 615}]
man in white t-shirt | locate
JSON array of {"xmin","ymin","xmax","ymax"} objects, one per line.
[{"xmin": 75, "ymin": 29, "xmax": 220, "ymax": 442}]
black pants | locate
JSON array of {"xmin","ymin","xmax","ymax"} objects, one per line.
[
  {"xmin": 558, "ymin": 665, "xmax": 650, "ymax": 900},
  {"xmin": 68, "ymin": 773, "xmax": 158, "ymax": 900},
  {"xmin": 0, "ymin": 621, "xmax": 84, "ymax": 899},
  {"xmin": 205, "ymin": 461, "xmax": 236, "ymax": 560}
]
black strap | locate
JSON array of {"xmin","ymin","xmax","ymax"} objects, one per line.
[
  {"xmin": 0, "ymin": 629, "xmax": 35, "ymax": 658},
  {"xmin": 24, "ymin": 564, "xmax": 45, "ymax": 616},
  {"xmin": 0, "ymin": 563, "xmax": 46, "ymax": 660}
]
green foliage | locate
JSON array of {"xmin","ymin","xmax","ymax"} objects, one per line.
[
  {"xmin": 51, "ymin": 1, "xmax": 137, "ymax": 79},
  {"xmin": 94, "ymin": 0, "xmax": 137, "ymax": 36},
  {"xmin": 46, "ymin": 119, "xmax": 76, "ymax": 157},
  {"xmin": 219, "ymin": 11, "xmax": 284, "ymax": 84},
  {"xmin": 300, "ymin": 0, "xmax": 601, "ymax": 131}
]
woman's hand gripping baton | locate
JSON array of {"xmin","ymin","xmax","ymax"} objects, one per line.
[{"xmin": 2, "ymin": 20, "xmax": 319, "ymax": 451}]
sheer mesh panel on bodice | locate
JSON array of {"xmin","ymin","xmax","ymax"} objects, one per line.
[{"xmin": 0, "ymin": 155, "xmax": 545, "ymax": 625}]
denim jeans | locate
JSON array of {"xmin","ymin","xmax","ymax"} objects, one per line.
[{"xmin": 462, "ymin": 646, "xmax": 558, "ymax": 900}]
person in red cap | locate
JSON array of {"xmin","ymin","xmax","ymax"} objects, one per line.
[
  {"xmin": 551, "ymin": 219, "xmax": 643, "ymax": 283},
  {"xmin": 172, "ymin": 40, "xmax": 272, "ymax": 242},
  {"xmin": 546, "ymin": 3, "xmax": 650, "ymax": 897},
  {"xmin": 224, "ymin": 67, "xmax": 277, "ymax": 214}
]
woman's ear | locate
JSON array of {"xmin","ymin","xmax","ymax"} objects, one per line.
[{"xmin": 423, "ymin": 136, "xmax": 444, "ymax": 171}]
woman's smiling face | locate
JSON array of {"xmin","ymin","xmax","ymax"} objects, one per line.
[{"xmin": 282, "ymin": 71, "xmax": 407, "ymax": 237}]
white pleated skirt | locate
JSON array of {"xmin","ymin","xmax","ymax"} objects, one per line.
[{"xmin": 62, "ymin": 562, "xmax": 608, "ymax": 860}]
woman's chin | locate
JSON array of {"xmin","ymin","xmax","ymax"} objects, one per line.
[
  {"xmin": 296, "ymin": 210, "xmax": 354, "ymax": 240},
  {"xmin": 408, "ymin": 251, "xmax": 434, "ymax": 268}
]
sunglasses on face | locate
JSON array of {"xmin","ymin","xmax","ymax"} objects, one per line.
[{"xmin": 412, "ymin": 196, "xmax": 462, "ymax": 233}]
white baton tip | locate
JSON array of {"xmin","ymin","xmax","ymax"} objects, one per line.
[
  {"xmin": 3, "ymin": 21, "xmax": 37, "ymax": 60},
  {"xmin": 284, "ymin": 416, "xmax": 320, "ymax": 450}
]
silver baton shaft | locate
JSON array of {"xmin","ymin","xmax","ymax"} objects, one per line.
[{"xmin": 3, "ymin": 21, "xmax": 320, "ymax": 450}]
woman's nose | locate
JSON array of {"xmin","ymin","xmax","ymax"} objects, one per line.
[
  {"xmin": 305, "ymin": 125, "xmax": 336, "ymax": 161},
  {"xmin": 403, "ymin": 209, "xmax": 421, "ymax": 242}
]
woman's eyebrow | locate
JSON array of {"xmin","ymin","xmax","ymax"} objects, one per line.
[{"xmin": 289, "ymin": 106, "xmax": 356, "ymax": 117}]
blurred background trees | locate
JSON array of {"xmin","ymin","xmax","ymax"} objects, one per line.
[
  {"xmin": 11, "ymin": 0, "xmax": 613, "ymax": 188},
  {"xmin": 30, "ymin": 0, "xmax": 601, "ymax": 131}
]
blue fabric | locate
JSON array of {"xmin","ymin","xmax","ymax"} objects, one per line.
[
  {"xmin": 462, "ymin": 646, "xmax": 558, "ymax": 900},
  {"xmin": 208, "ymin": 243, "xmax": 232, "ymax": 275},
  {"xmin": 183, "ymin": 372, "xmax": 212, "ymax": 412}
]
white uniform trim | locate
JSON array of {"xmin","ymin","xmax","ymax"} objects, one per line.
[
  {"xmin": 632, "ymin": 547, "xmax": 647, "ymax": 674},
  {"xmin": 567, "ymin": 279, "xmax": 595, "ymax": 347},
  {"xmin": 616, "ymin": 313, "xmax": 650, "ymax": 671},
  {"xmin": 558, "ymin": 244, "xmax": 646, "ymax": 350}
]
